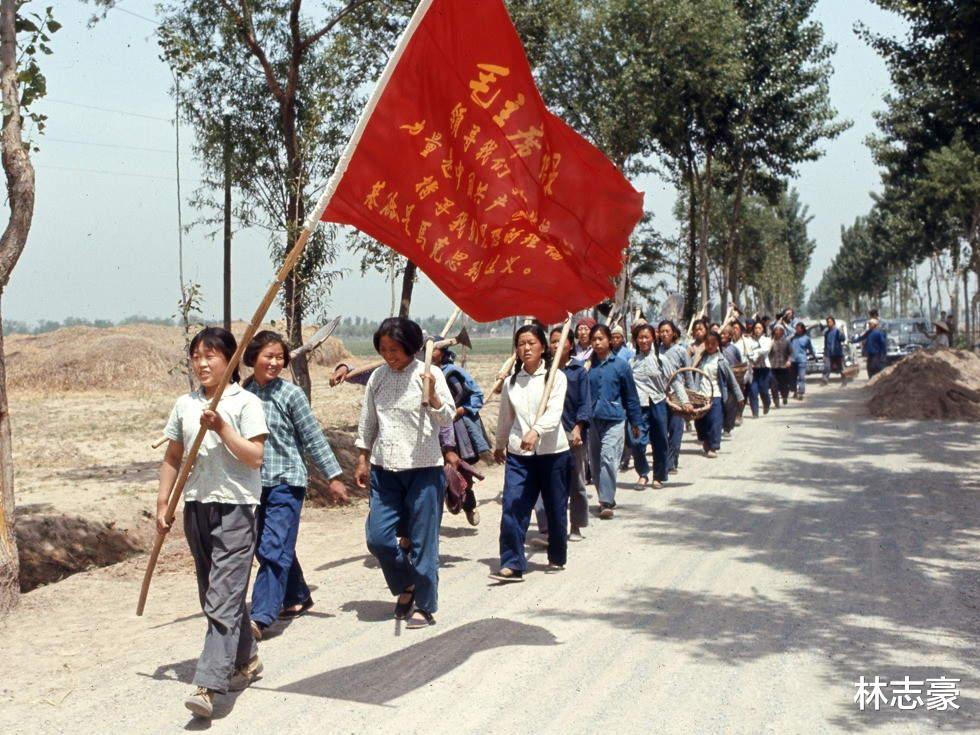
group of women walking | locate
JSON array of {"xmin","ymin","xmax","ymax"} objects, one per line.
[{"xmin": 156, "ymin": 308, "xmax": 827, "ymax": 719}]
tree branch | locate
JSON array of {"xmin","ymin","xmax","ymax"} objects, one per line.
[
  {"xmin": 217, "ymin": 0, "xmax": 286, "ymax": 101},
  {"xmin": 299, "ymin": 0, "xmax": 375, "ymax": 53}
]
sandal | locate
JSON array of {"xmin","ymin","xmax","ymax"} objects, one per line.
[
  {"xmin": 279, "ymin": 597, "xmax": 314, "ymax": 619},
  {"xmin": 394, "ymin": 587, "xmax": 415, "ymax": 620},
  {"xmin": 405, "ymin": 608, "xmax": 436, "ymax": 629},
  {"xmin": 489, "ymin": 568, "xmax": 524, "ymax": 583}
]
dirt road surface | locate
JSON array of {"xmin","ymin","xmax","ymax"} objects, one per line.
[{"xmin": 2, "ymin": 378, "xmax": 977, "ymax": 734}]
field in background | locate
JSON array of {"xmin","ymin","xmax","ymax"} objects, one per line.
[
  {"xmin": 5, "ymin": 322, "xmax": 513, "ymax": 592},
  {"xmin": 341, "ymin": 336, "xmax": 515, "ymax": 358}
]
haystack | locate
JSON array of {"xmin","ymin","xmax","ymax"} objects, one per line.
[
  {"xmin": 866, "ymin": 348, "xmax": 980, "ymax": 421},
  {"xmin": 6, "ymin": 322, "xmax": 351, "ymax": 393}
]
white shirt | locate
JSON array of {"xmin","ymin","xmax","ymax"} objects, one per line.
[
  {"xmin": 163, "ymin": 383, "xmax": 268, "ymax": 505},
  {"xmin": 355, "ymin": 359, "xmax": 455, "ymax": 471},
  {"xmin": 495, "ymin": 364, "xmax": 569, "ymax": 456},
  {"xmin": 697, "ymin": 353, "xmax": 722, "ymax": 400},
  {"xmin": 745, "ymin": 336, "xmax": 773, "ymax": 368}
]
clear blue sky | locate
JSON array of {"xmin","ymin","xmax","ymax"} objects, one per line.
[{"xmin": 3, "ymin": 0, "xmax": 907, "ymax": 324}]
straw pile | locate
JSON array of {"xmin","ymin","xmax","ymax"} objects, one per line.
[
  {"xmin": 867, "ymin": 348, "xmax": 980, "ymax": 421},
  {"xmin": 5, "ymin": 322, "xmax": 350, "ymax": 393}
]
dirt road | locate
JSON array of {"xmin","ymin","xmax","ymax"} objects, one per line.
[{"xmin": 2, "ymin": 378, "xmax": 977, "ymax": 734}]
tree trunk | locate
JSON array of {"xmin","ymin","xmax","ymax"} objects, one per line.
[
  {"xmin": 399, "ymin": 260, "xmax": 417, "ymax": 318},
  {"xmin": 963, "ymin": 267, "xmax": 970, "ymax": 341},
  {"xmin": 697, "ymin": 150, "xmax": 713, "ymax": 315},
  {"xmin": 683, "ymin": 164, "xmax": 698, "ymax": 323},
  {"xmin": 0, "ymin": 0, "xmax": 36, "ymax": 613}
]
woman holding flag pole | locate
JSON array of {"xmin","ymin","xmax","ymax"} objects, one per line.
[{"xmin": 492, "ymin": 320, "xmax": 572, "ymax": 583}]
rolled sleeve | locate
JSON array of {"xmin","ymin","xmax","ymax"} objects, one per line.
[{"xmin": 427, "ymin": 368, "xmax": 456, "ymax": 427}]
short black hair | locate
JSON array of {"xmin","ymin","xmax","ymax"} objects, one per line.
[
  {"xmin": 244, "ymin": 330, "xmax": 291, "ymax": 369},
  {"xmin": 549, "ymin": 325, "xmax": 575, "ymax": 349},
  {"xmin": 188, "ymin": 327, "xmax": 240, "ymax": 384},
  {"xmin": 657, "ymin": 320, "xmax": 681, "ymax": 340},
  {"xmin": 373, "ymin": 317, "xmax": 424, "ymax": 357}
]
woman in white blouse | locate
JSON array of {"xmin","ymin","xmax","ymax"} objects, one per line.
[
  {"xmin": 744, "ymin": 321, "xmax": 773, "ymax": 418},
  {"xmin": 491, "ymin": 323, "xmax": 570, "ymax": 583},
  {"xmin": 355, "ymin": 318, "xmax": 455, "ymax": 628}
]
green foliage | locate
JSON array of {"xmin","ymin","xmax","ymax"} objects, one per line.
[{"xmin": 8, "ymin": 4, "xmax": 59, "ymax": 139}]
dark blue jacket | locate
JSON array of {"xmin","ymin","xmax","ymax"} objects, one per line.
[
  {"xmin": 560, "ymin": 362, "xmax": 591, "ymax": 432},
  {"xmin": 824, "ymin": 327, "xmax": 844, "ymax": 358},
  {"xmin": 587, "ymin": 353, "xmax": 643, "ymax": 426},
  {"xmin": 854, "ymin": 328, "xmax": 887, "ymax": 356}
]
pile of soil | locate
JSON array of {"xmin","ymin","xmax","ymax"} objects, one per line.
[
  {"xmin": 5, "ymin": 322, "xmax": 350, "ymax": 393},
  {"xmin": 16, "ymin": 513, "xmax": 149, "ymax": 592},
  {"xmin": 867, "ymin": 348, "xmax": 980, "ymax": 421}
]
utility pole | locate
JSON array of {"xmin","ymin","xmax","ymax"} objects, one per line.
[{"xmin": 222, "ymin": 113, "xmax": 232, "ymax": 331}]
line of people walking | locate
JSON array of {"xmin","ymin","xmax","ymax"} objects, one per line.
[{"xmin": 155, "ymin": 307, "xmax": 841, "ymax": 719}]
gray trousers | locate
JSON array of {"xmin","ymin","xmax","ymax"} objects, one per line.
[
  {"xmin": 184, "ymin": 501, "xmax": 257, "ymax": 693},
  {"xmin": 588, "ymin": 419, "xmax": 625, "ymax": 506},
  {"xmin": 535, "ymin": 436, "xmax": 590, "ymax": 533}
]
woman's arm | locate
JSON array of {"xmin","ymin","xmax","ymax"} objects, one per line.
[{"xmin": 290, "ymin": 390, "xmax": 343, "ymax": 480}]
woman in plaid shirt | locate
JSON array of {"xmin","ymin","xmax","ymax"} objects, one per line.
[{"xmin": 243, "ymin": 331, "xmax": 349, "ymax": 641}]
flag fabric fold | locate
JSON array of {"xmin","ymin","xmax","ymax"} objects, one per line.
[{"xmin": 322, "ymin": 0, "xmax": 644, "ymax": 323}]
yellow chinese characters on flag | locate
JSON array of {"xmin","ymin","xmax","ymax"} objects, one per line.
[{"xmin": 322, "ymin": 0, "xmax": 644, "ymax": 322}]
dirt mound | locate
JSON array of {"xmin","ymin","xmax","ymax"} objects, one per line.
[
  {"xmin": 16, "ymin": 512, "xmax": 149, "ymax": 592},
  {"xmin": 5, "ymin": 322, "xmax": 350, "ymax": 393},
  {"xmin": 867, "ymin": 348, "xmax": 980, "ymax": 421}
]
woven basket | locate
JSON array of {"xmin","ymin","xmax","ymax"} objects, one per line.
[
  {"xmin": 732, "ymin": 363, "xmax": 749, "ymax": 384},
  {"xmin": 666, "ymin": 366, "xmax": 715, "ymax": 419},
  {"xmin": 842, "ymin": 363, "xmax": 860, "ymax": 379}
]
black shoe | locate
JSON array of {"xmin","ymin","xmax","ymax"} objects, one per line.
[{"xmin": 394, "ymin": 588, "xmax": 415, "ymax": 619}]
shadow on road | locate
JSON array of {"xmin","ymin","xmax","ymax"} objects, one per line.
[
  {"xmin": 536, "ymin": 386, "xmax": 979, "ymax": 729},
  {"xmin": 271, "ymin": 618, "xmax": 558, "ymax": 705}
]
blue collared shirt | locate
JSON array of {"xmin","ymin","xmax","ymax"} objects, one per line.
[
  {"xmin": 587, "ymin": 353, "xmax": 643, "ymax": 425},
  {"xmin": 560, "ymin": 362, "xmax": 591, "ymax": 432}
]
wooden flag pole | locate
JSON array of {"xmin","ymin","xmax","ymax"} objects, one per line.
[
  {"xmin": 136, "ymin": 0, "xmax": 437, "ymax": 616},
  {"xmin": 533, "ymin": 314, "xmax": 572, "ymax": 423}
]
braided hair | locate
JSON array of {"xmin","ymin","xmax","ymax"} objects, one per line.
[{"xmin": 509, "ymin": 322, "xmax": 552, "ymax": 385}]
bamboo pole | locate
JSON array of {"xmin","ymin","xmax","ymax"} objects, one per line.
[
  {"xmin": 136, "ymin": 0, "xmax": 437, "ymax": 616},
  {"xmin": 533, "ymin": 315, "xmax": 572, "ymax": 423}
]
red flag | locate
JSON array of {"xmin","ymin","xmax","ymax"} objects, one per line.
[{"xmin": 322, "ymin": 0, "xmax": 643, "ymax": 323}]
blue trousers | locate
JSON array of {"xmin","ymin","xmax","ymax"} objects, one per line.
[
  {"xmin": 460, "ymin": 414, "xmax": 491, "ymax": 453},
  {"xmin": 695, "ymin": 398, "xmax": 724, "ymax": 451},
  {"xmin": 251, "ymin": 484, "xmax": 309, "ymax": 627},
  {"xmin": 500, "ymin": 452, "xmax": 571, "ymax": 571},
  {"xmin": 794, "ymin": 362, "xmax": 807, "ymax": 395},
  {"xmin": 588, "ymin": 418, "xmax": 625, "ymax": 506},
  {"xmin": 633, "ymin": 401, "xmax": 670, "ymax": 483},
  {"xmin": 748, "ymin": 367, "xmax": 772, "ymax": 417},
  {"xmin": 667, "ymin": 411, "xmax": 685, "ymax": 471},
  {"xmin": 365, "ymin": 466, "xmax": 445, "ymax": 614}
]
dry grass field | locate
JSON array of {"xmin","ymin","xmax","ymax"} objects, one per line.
[{"xmin": 6, "ymin": 323, "xmax": 510, "ymax": 591}]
